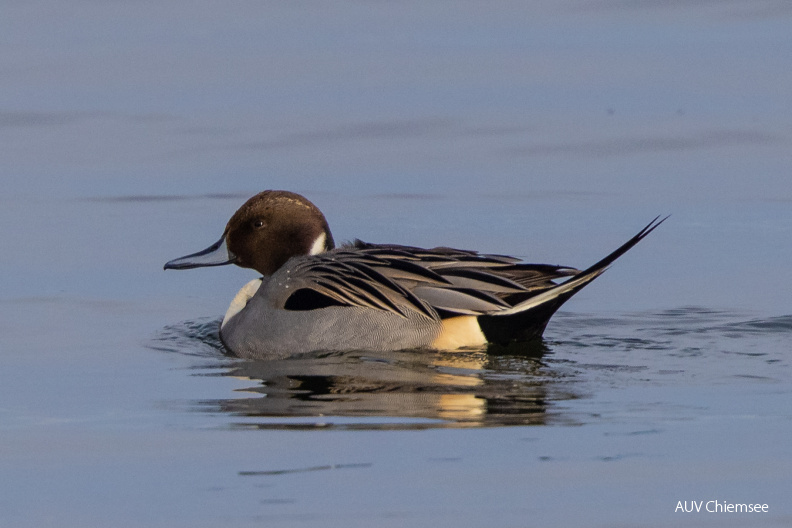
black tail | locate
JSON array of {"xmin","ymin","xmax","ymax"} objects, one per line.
[{"xmin": 478, "ymin": 216, "xmax": 668, "ymax": 345}]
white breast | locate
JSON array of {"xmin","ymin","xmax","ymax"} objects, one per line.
[{"xmin": 221, "ymin": 278, "xmax": 263, "ymax": 329}]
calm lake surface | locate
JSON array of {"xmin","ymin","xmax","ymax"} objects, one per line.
[{"xmin": 2, "ymin": 1, "xmax": 791, "ymax": 527}]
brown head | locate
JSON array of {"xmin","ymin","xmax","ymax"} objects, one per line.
[{"xmin": 164, "ymin": 190, "xmax": 335, "ymax": 276}]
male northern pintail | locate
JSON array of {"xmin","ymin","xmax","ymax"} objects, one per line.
[{"xmin": 165, "ymin": 190, "xmax": 665, "ymax": 359}]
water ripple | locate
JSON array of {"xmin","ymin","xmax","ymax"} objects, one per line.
[{"xmin": 150, "ymin": 317, "xmax": 226, "ymax": 358}]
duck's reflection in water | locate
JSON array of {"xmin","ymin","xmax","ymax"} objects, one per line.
[
  {"xmin": 210, "ymin": 342, "xmax": 579, "ymax": 430},
  {"xmin": 153, "ymin": 318, "xmax": 579, "ymax": 429}
]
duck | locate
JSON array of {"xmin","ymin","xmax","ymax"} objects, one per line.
[{"xmin": 165, "ymin": 190, "xmax": 665, "ymax": 359}]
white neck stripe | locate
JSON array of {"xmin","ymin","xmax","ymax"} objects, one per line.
[{"xmin": 308, "ymin": 232, "xmax": 327, "ymax": 255}]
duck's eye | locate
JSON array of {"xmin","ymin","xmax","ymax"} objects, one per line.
[{"xmin": 252, "ymin": 219, "xmax": 266, "ymax": 229}]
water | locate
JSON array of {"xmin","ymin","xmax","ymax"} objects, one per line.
[
  {"xmin": 149, "ymin": 307, "xmax": 790, "ymax": 430},
  {"xmin": 2, "ymin": 1, "xmax": 791, "ymax": 527}
]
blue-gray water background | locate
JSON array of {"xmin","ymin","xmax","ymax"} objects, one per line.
[{"xmin": 1, "ymin": 1, "xmax": 791, "ymax": 526}]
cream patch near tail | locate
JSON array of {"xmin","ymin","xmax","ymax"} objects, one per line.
[{"xmin": 431, "ymin": 316, "xmax": 487, "ymax": 350}]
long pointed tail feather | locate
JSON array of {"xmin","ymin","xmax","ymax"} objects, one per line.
[{"xmin": 478, "ymin": 216, "xmax": 667, "ymax": 344}]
